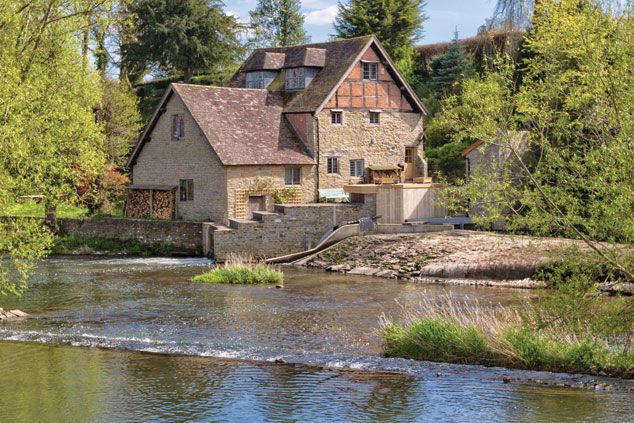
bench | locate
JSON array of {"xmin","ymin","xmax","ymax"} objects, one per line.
[
  {"xmin": 413, "ymin": 176, "xmax": 433, "ymax": 184},
  {"xmin": 319, "ymin": 188, "xmax": 349, "ymax": 202}
]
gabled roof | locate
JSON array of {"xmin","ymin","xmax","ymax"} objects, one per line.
[
  {"xmin": 461, "ymin": 140, "xmax": 485, "ymax": 156},
  {"xmin": 228, "ymin": 36, "xmax": 426, "ymax": 115},
  {"xmin": 127, "ymin": 84, "xmax": 315, "ymax": 167}
]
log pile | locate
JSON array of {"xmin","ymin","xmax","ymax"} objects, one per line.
[
  {"xmin": 126, "ymin": 188, "xmax": 177, "ymax": 219},
  {"xmin": 127, "ymin": 189, "xmax": 151, "ymax": 218},
  {"xmin": 152, "ymin": 190, "xmax": 175, "ymax": 219}
]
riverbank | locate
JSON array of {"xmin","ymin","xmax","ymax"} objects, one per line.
[{"xmin": 299, "ymin": 230, "xmax": 572, "ymax": 288}]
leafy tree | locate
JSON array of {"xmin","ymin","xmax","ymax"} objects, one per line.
[
  {"xmin": 0, "ymin": 0, "xmax": 106, "ymax": 295},
  {"xmin": 334, "ymin": 0, "xmax": 427, "ymax": 75},
  {"xmin": 249, "ymin": 0, "xmax": 310, "ymax": 47},
  {"xmin": 431, "ymin": 31, "xmax": 474, "ymax": 98},
  {"xmin": 435, "ymin": 0, "xmax": 634, "ymax": 341},
  {"xmin": 122, "ymin": 0, "xmax": 243, "ymax": 82}
]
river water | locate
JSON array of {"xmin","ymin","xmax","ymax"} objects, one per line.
[{"xmin": 0, "ymin": 257, "xmax": 632, "ymax": 422}]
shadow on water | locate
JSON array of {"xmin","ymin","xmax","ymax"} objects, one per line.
[{"xmin": 0, "ymin": 256, "xmax": 632, "ymax": 422}]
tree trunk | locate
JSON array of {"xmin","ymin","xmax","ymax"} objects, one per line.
[{"xmin": 184, "ymin": 60, "xmax": 193, "ymax": 83}]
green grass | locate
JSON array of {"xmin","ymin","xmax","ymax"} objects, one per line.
[
  {"xmin": 52, "ymin": 234, "xmax": 199, "ymax": 256},
  {"xmin": 381, "ymin": 297, "xmax": 634, "ymax": 378},
  {"xmin": 3, "ymin": 200, "xmax": 123, "ymax": 218},
  {"xmin": 191, "ymin": 256, "xmax": 283, "ymax": 285}
]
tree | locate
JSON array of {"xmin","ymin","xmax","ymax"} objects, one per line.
[
  {"xmin": 431, "ymin": 31, "xmax": 474, "ymax": 98},
  {"xmin": 122, "ymin": 0, "xmax": 242, "ymax": 82},
  {"xmin": 334, "ymin": 0, "xmax": 427, "ymax": 74},
  {"xmin": 249, "ymin": 0, "xmax": 310, "ymax": 48},
  {"xmin": 435, "ymin": 0, "xmax": 634, "ymax": 343},
  {"xmin": 0, "ymin": 0, "xmax": 106, "ymax": 295}
]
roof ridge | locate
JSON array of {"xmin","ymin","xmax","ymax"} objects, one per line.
[
  {"xmin": 172, "ymin": 83, "xmax": 268, "ymax": 92},
  {"xmin": 250, "ymin": 35, "xmax": 372, "ymax": 53}
]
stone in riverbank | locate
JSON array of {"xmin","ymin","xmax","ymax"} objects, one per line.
[
  {"xmin": 0, "ymin": 308, "xmax": 28, "ymax": 320},
  {"xmin": 304, "ymin": 230, "xmax": 571, "ymax": 287}
]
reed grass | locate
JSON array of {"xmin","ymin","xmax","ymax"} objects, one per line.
[
  {"xmin": 380, "ymin": 295, "xmax": 634, "ymax": 378},
  {"xmin": 191, "ymin": 254, "xmax": 283, "ymax": 285}
]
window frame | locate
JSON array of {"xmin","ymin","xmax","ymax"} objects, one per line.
[
  {"xmin": 285, "ymin": 67, "xmax": 306, "ymax": 90},
  {"xmin": 179, "ymin": 179, "xmax": 194, "ymax": 201},
  {"xmin": 350, "ymin": 159, "xmax": 364, "ymax": 177},
  {"xmin": 369, "ymin": 111, "xmax": 380, "ymax": 125},
  {"xmin": 405, "ymin": 148, "xmax": 414, "ymax": 164},
  {"xmin": 246, "ymin": 71, "xmax": 265, "ymax": 89},
  {"xmin": 362, "ymin": 62, "xmax": 378, "ymax": 80},
  {"xmin": 331, "ymin": 111, "xmax": 342, "ymax": 125},
  {"xmin": 171, "ymin": 113, "xmax": 185, "ymax": 140},
  {"xmin": 285, "ymin": 167, "xmax": 301, "ymax": 185},
  {"xmin": 327, "ymin": 157, "xmax": 339, "ymax": 174}
]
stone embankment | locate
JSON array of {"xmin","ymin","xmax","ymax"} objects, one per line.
[
  {"xmin": 301, "ymin": 230, "xmax": 571, "ymax": 289},
  {"xmin": 0, "ymin": 308, "xmax": 28, "ymax": 320}
]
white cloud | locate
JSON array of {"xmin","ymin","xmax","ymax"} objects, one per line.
[
  {"xmin": 301, "ymin": 0, "xmax": 335, "ymax": 9},
  {"xmin": 304, "ymin": 5, "xmax": 338, "ymax": 26}
]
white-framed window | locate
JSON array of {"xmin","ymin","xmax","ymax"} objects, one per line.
[
  {"xmin": 179, "ymin": 179, "xmax": 194, "ymax": 201},
  {"xmin": 369, "ymin": 112, "xmax": 380, "ymax": 124},
  {"xmin": 285, "ymin": 68, "xmax": 305, "ymax": 90},
  {"xmin": 171, "ymin": 114, "xmax": 185, "ymax": 140},
  {"xmin": 331, "ymin": 111, "xmax": 342, "ymax": 125},
  {"xmin": 327, "ymin": 158, "xmax": 339, "ymax": 174},
  {"xmin": 350, "ymin": 159, "xmax": 364, "ymax": 177},
  {"xmin": 362, "ymin": 62, "xmax": 378, "ymax": 80},
  {"xmin": 246, "ymin": 71, "xmax": 265, "ymax": 89},
  {"xmin": 285, "ymin": 167, "xmax": 301, "ymax": 185}
]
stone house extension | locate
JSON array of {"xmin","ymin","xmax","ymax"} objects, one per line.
[{"xmin": 127, "ymin": 35, "xmax": 427, "ymax": 224}]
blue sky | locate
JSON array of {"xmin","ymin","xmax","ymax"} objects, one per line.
[{"xmin": 224, "ymin": 0, "xmax": 499, "ymax": 45}]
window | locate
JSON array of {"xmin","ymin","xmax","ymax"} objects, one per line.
[
  {"xmin": 171, "ymin": 114, "xmax": 185, "ymax": 140},
  {"xmin": 179, "ymin": 179, "xmax": 193, "ymax": 201},
  {"xmin": 331, "ymin": 111, "xmax": 342, "ymax": 125},
  {"xmin": 405, "ymin": 148, "xmax": 414, "ymax": 163},
  {"xmin": 285, "ymin": 167, "xmax": 301, "ymax": 185},
  {"xmin": 246, "ymin": 72, "xmax": 265, "ymax": 89},
  {"xmin": 369, "ymin": 112, "xmax": 380, "ymax": 124},
  {"xmin": 350, "ymin": 159, "xmax": 364, "ymax": 177},
  {"xmin": 327, "ymin": 158, "xmax": 339, "ymax": 174},
  {"xmin": 285, "ymin": 68, "xmax": 305, "ymax": 90},
  {"xmin": 362, "ymin": 62, "xmax": 378, "ymax": 80}
]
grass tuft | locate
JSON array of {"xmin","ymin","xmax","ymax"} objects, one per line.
[
  {"xmin": 380, "ymin": 294, "xmax": 634, "ymax": 378},
  {"xmin": 191, "ymin": 255, "xmax": 283, "ymax": 285}
]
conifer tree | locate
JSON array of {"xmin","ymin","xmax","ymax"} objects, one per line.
[
  {"xmin": 430, "ymin": 31, "xmax": 474, "ymax": 98},
  {"xmin": 249, "ymin": 0, "xmax": 310, "ymax": 47},
  {"xmin": 333, "ymin": 0, "xmax": 427, "ymax": 69},
  {"xmin": 122, "ymin": 0, "xmax": 242, "ymax": 82}
]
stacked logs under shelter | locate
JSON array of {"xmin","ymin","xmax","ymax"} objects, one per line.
[{"xmin": 126, "ymin": 185, "xmax": 178, "ymax": 219}]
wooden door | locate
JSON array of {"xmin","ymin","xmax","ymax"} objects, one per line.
[
  {"xmin": 248, "ymin": 195, "xmax": 265, "ymax": 219},
  {"xmin": 404, "ymin": 147, "xmax": 415, "ymax": 180}
]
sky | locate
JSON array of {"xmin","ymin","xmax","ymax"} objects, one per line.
[{"xmin": 224, "ymin": 0, "xmax": 500, "ymax": 45}]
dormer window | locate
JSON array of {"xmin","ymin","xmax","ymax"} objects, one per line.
[
  {"xmin": 285, "ymin": 68, "xmax": 305, "ymax": 90},
  {"xmin": 362, "ymin": 62, "xmax": 378, "ymax": 80},
  {"xmin": 246, "ymin": 72, "xmax": 265, "ymax": 89}
]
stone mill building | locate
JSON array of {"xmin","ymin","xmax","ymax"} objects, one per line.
[{"xmin": 126, "ymin": 35, "xmax": 428, "ymax": 224}]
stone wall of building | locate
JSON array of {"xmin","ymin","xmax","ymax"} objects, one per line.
[
  {"xmin": 226, "ymin": 164, "xmax": 318, "ymax": 220},
  {"xmin": 132, "ymin": 93, "xmax": 228, "ymax": 222},
  {"xmin": 58, "ymin": 218, "xmax": 203, "ymax": 252},
  {"xmin": 212, "ymin": 198, "xmax": 376, "ymax": 260},
  {"xmin": 316, "ymin": 110, "xmax": 424, "ymax": 189}
]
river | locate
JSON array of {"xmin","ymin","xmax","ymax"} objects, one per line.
[{"xmin": 0, "ymin": 257, "xmax": 631, "ymax": 422}]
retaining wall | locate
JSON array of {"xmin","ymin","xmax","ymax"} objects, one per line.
[
  {"xmin": 58, "ymin": 218, "xmax": 203, "ymax": 251},
  {"xmin": 211, "ymin": 200, "xmax": 376, "ymax": 260}
]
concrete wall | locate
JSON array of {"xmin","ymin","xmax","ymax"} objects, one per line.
[
  {"xmin": 212, "ymin": 199, "xmax": 376, "ymax": 260},
  {"xmin": 132, "ymin": 94, "xmax": 228, "ymax": 222},
  {"xmin": 58, "ymin": 218, "xmax": 203, "ymax": 252}
]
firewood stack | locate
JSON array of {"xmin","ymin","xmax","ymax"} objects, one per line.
[
  {"xmin": 152, "ymin": 190, "xmax": 174, "ymax": 219},
  {"xmin": 127, "ymin": 189, "xmax": 151, "ymax": 218}
]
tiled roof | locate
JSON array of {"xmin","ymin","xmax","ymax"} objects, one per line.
[
  {"xmin": 172, "ymin": 84, "xmax": 315, "ymax": 166},
  {"xmin": 228, "ymin": 36, "xmax": 372, "ymax": 113}
]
